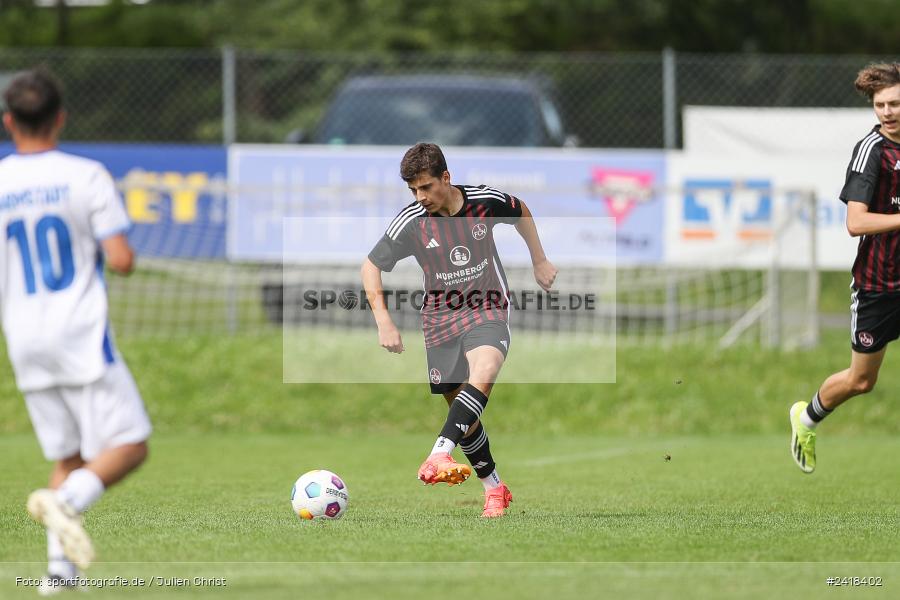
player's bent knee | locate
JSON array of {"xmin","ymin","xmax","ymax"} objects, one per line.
[
  {"xmin": 470, "ymin": 350, "xmax": 505, "ymax": 375},
  {"xmin": 850, "ymin": 376, "xmax": 877, "ymax": 395},
  {"xmin": 472, "ymin": 367, "xmax": 500, "ymax": 381},
  {"xmin": 472, "ymin": 353, "xmax": 503, "ymax": 373}
]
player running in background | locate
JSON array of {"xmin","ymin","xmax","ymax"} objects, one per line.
[
  {"xmin": 1, "ymin": 69, "xmax": 151, "ymax": 592},
  {"xmin": 790, "ymin": 62, "xmax": 900, "ymax": 473},
  {"xmin": 362, "ymin": 143, "xmax": 557, "ymax": 517}
]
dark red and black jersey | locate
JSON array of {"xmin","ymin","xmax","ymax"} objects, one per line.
[
  {"xmin": 368, "ymin": 184, "xmax": 523, "ymax": 347},
  {"xmin": 840, "ymin": 126, "xmax": 900, "ymax": 291}
]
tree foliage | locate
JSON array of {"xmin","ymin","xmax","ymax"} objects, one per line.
[
  {"xmin": 0, "ymin": 0, "xmax": 895, "ymax": 146},
  {"xmin": 0, "ymin": 0, "xmax": 899, "ymax": 54}
]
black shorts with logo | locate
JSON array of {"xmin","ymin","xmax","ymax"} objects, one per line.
[
  {"xmin": 850, "ymin": 289, "xmax": 900, "ymax": 353},
  {"xmin": 426, "ymin": 321, "xmax": 510, "ymax": 394}
]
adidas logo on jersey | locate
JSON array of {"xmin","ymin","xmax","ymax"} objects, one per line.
[
  {"xmin": 895, "ymin": 159, "xmax": 900, "ymax": 170},
  {"xmin": 426, "ymin": 238, "xmax": 440, "ymax": 248}
]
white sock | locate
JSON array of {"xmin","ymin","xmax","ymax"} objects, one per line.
[
  {"xmin": 480, "ymin": 469, "xmax": 502, "ymax": 491},
  {"xmin": 799, "ymin": 410, "xmax": 817, "ymax": 429},
  {"xmin": 430, "ymin": 436, "xmax": 456, "ymax": 455},
  {"xmin": 47, "ymin": 530, "xmax": 76, "ymax": 578},
  {"xmin": 56, "ymin": 468, "xmax": 105, "ymax": 514}
]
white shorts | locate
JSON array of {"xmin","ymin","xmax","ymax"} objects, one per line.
[{"xmin": 24, "ymin": 361, "xmax": 152, "ymax": 461}]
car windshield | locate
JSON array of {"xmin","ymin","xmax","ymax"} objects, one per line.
[{"xmin": 315, "ymin": 87, "xmax": 545, "ymax": 147}]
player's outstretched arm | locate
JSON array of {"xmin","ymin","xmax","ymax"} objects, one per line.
[
  {"xmin": 513, "ymin": 201, "xmax": 557, "ymax": 291},
  {"xmin": 361, "ymin": 258, "xmax": 404, "ymax": 353},
  {"xmin": 846, "ymin": 200, "xmax": 900, "ymax": 237},
  {"xmin": 101, "ymin": 234, "xmax": 135, "ymax": 275}
]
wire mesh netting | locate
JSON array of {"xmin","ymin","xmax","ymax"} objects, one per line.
[
  {"xmin": 101, "ymin": 181, "xmax": 817, "ymax": 350},
  {"xmin": 0, "ymin": 48, "xmax": 889, "ymax": 148}
]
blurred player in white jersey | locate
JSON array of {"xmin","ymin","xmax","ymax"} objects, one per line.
[{"xmin": 1, "ymin": 69, "xmax": 151, "ymax": 594}]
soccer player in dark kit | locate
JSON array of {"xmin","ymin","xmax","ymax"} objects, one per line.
[
  {"xmin": 790, "ymin": 62, "xmax": 900, "ymax": 473},
  {"xmin": 362, "ymin": 143, "xmax": 557, "ymax": 517}
]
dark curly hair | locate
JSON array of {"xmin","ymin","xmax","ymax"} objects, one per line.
[
  {"xmin": 854, "ymin": 63, "xmax": 900, "ymax": 101},
  {"xmin": 399, "ymin": 143, "xmax": 448, "ymax": 182}
]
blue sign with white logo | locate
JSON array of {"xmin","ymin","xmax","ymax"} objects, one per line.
[{"xmin": 682, "ymin": 179, "xmax": 773, "ymax": 241}]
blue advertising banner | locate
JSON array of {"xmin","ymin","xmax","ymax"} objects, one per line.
[
  {"xmin": 229, "ymin": 145, "xmax": 666, "ymax": 264},
  {"xmin": 0, "ymin": 143, "xmax": 227, "ymax": 258}
]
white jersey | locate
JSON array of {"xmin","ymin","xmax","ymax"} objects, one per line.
[{"xmin": 0, "ymin": 150, "xmax": 130, "ymax": 392}]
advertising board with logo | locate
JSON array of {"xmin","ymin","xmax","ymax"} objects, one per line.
[
  {"xmin": 0, "ymin": 143, "xmax": 227, "ymax": 259},
  {"xmin": 665, "ymin": 153, "xmax": 857, "ymax": 269},
  {"xmin": 230, "ymin": 145, "xmax": 666, "ymax": 265}
]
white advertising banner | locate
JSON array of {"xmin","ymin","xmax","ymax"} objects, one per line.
[
  {"xmin": 665, "ymin": 152, "xmax": 858, "ymax": 270},
  {"xmin": 683, "ymin": 106, "xmax": 875, "ymax": 157}
]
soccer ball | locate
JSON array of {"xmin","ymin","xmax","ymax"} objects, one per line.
[{"xmin": 290, "ymin": 470, "xmax": 349, "ymax": 520}]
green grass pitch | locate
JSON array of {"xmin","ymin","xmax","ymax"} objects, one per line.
[{"xmin": 3, "ymin": 328, "xmax": 900, "ymax": 598}]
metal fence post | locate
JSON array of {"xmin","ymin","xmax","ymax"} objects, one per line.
[
  {"xmin": 664, "ymin": 269, "xmax": 678, "ymax": 343},
  {"xmin": 767, "ymin": 202, "xmax": 782, "ymax": 348},
  {"xmin": 662, "ymin": 48, "xmax": 678, "ymax": 341},
  {"xmin": 807, "ymin": 190, "xmax": 820, "ymax": 347},
  {"xmin": 222, "ymin": 44, "xmax": 236, "ymax": 146},
  {"xmin": 662, "ymin": 47, "xmax": 677, "ymax": 149},
  {"xmin": 221, "ymin": 45, "xmax": 238, "ymax": 332}
]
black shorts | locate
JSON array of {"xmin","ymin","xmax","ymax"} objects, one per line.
[
  {"xmin": 850, "ymin": 289, "xmax": 900, "ymax": 353},
  {"xmin": 426, "ymin": 321, "xmax": 510, "ymax": 394}
]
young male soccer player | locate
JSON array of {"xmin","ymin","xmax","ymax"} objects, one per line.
[
  {"xmin": 1, "ymin": 69, "xmax": 151, "ymax": 591},
  {"xmin": 362, "ymin": 143, "xmax": 557, "ymax": 517},
  {"xmin": 790, "ymin": 62, "xmax": 900, "ymax": 473}
]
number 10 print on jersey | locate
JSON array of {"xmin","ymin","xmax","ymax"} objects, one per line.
[{"xmin": 7, "ymin": 216, "xmax": 75, "ymax": 294}]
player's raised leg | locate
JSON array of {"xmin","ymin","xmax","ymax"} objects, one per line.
[
  {"xmin": 418, "ymin": 391, "xmax": 474, "ymax": 486},
  {"xmin": 31, "ymin": 454, "xmax": 87, "ymax": 594},
  {"xmin": 421, "ymin": 343, "xmax": 513, "ymax": 514},
  {"xmin": 441, "ymin": 384, "xmax": 511, "ymax": 516},
  {"xmin": 29, "ymin": 442, "xmax": 148, "ymax": 571},
  {"xmin": 444, "ymin": 386, "xmax": 512, "ymax": 516},
  {"xmin": 791, "ymin": 348, "xmax": 885, "ymax": 473},
  {"xmin": 26, "ymin": 362, "xmax": 151, "ymax": 570},
  {"xmin": 23, "ymin": 390, "xmax": 96, "ymax": 573},
  {"xmin": 419, "ymin": 345, "xmax": 506, "ymax": 485}
]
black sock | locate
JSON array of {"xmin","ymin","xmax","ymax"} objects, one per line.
[
  {"xmin": 438, "ymin": 384, "xmax": 489, "ymax": 445},
  {"xmin": 460, "ymin": 422, "xmax": 496, "ymax": 479},
  {"xmin": 806, "ymin": 391, "xmax": 833, "ymax": 423}
]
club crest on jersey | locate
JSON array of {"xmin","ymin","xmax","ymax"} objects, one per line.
[
  {"xmin": 450, "ymin": 246, "xmax": 470, "ymax": 266},
  {"xmin": 429, "ymin": 368, "xmax": 442, "ymax": 384},
  {"xmin": 471, "ymin": 223, "xmax": 487, "ymax": 240},
  {"xmin": 858, "ymin": 332, "xmax": 874, "ymax": 348}
]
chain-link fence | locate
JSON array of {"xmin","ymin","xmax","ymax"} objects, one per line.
[
  {"xmin": 0, "ymin": 48, "xmax": 222, "ymax": 142},
  {"xmin": 0, "ymin": 48, "xmax": 893, "ymax": 148}
]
